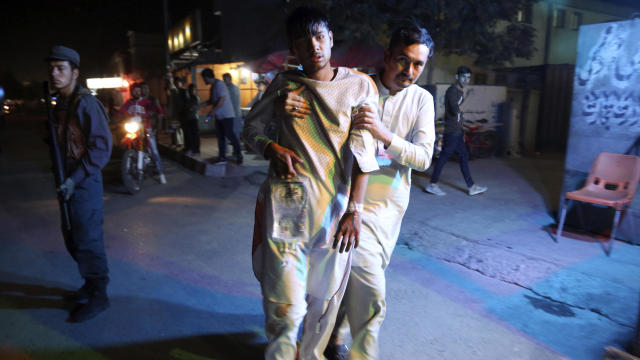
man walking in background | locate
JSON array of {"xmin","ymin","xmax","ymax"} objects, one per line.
[{"xmin": 425, "ymin": 66, "xmax": 487, "ymax": 196}]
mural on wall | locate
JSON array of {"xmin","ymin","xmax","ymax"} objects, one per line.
[
  {"xmin": 563, "ymin": 19, "xmax": 640, "ymax": 243},
  {"xmin": 574, "ymin": 21, "xmax": 640, "ymax": 132}
]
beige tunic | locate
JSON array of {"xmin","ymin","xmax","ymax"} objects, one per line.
[{"xmin": 243, "ymin": 67, "xmax": 379, "ymax": 304}]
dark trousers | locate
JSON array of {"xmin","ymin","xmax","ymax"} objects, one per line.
[
  {"xmin": 65, "ymin": 172, "xmax": 109, "ymax": 290},
  {"xmin": 182, "ymin": 118, "xmax": 200, "ymax": 154},
  {"xmin": 216, "ymin": 117, "xmax": 241, "ymax": 158},
  {"xmin": 430, "ymin": 131, "xmax": 474, "ymax": 188}
]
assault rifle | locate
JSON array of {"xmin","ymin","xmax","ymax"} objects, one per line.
[{"xmin": 43, "ymin": 81, "xmax": 72, "ymax": 237}]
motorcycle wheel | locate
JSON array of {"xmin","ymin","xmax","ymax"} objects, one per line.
[{"xmin": 121, "ymin": 149, "xmax": 143, "ymax": 194}]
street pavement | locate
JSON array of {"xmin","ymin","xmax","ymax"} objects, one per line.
[{"xmin": 1, "ymin": 114, "xmax": 639, "ymax": 360}]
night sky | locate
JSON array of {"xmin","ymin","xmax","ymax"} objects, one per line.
[
  {"xmin": 2, "ymin": 0, "xmax": 639, "ymax": 84},
  {"xmin": 0, "ymin": 0, "xmax": 194, "ymax": 82}
]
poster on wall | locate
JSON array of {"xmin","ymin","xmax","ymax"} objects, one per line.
[{"xmin": 562, "ymin": 19, "xmax": 640, "ymax": 243}]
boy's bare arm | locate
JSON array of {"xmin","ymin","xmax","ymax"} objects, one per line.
[{"xmin": 333, "ymin": 163, "xmax": 368, "ymax": 253}]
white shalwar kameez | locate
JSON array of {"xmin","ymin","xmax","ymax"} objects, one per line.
[
  {"xmin": 337, "ymin": 74, "xmax": 435, "ymax": 359},
  {"xmin": 243, "ymin": 67, "xmax": 379, "ymax": 360}
]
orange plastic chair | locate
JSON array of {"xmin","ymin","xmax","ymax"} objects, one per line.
[{"xmin": 557, "ymin": 152, "xmax": 640, "ymax": 255}]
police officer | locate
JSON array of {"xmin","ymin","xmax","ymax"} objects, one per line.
[{"xmin": 46, "ymin": 45, "xmax": 112, "ymax": 322}]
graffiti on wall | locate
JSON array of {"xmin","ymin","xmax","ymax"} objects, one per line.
[
  {"xmin": 581, "ymin": 90, "xmax": 640, "ymax": 129},
  {"xmin": 575, "ymin": 21, "xmax": 640, "ymax": 131}
]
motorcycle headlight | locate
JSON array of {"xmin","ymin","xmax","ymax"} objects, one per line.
[{"xmin": 124, "ymin": 121, "xmax": 140, "ymax": 134}]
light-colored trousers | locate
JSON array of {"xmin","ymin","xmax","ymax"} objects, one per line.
[
  {"xmin": 261, "ymin": 249, "xmax": 352, "ymax": 360},
  {"xmin": 333, "ymin": 260, "xmax": 386, "ymax": 360}
]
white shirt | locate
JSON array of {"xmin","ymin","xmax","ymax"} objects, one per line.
[{"xmin": 354, "ymin": 73, "xmax": 436, "ymax": 269}]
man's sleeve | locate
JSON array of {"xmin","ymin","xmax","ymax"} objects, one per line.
[
  {"xmin": 385, "ymin": 91, "xmax": 435, "ymax": 171},
  {"xmin": 215, "ymin": 81, "xmax": 229, "ymax": 101},
  {"xmin": 69, "ymin": 97, "xmax": 113, "ymax": 184},
  {"xmin": 348, "ymin": 75, "xmax": 379, "ymax": 173},
  {"xmin": 241, "ymin": 77, "xmax": 281, "ymax": 157}
]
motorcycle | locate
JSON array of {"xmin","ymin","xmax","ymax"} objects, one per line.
[
  {"xmin": 463, "ymin": 118, "xmax": 501, "ymax": 159},
  {"xmin": 120, "ymin": 116, "xmax": 157, "ymax": 194}
]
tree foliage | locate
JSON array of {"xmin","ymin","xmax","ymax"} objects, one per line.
[{"xmin": 286, "ymin": 0, "xmax": 539, "ymax": 67}]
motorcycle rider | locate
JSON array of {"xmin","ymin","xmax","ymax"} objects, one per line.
[{"xmin": 119, "ymin": 82, "xmax": 167, "ymax": 184}]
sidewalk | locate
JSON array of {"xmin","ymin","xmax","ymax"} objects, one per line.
[{"xmin": 156, "ymin": 131, "xmax": 269, "ymax": 177}]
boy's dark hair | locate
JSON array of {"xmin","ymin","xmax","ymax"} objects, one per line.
[
  {"xmin": 222, "ymin": 73, "xmax": 232, "ymax": 81},
  {"xmin": 286, "ymin": 6, "xmax": 330, "ymax": 45},
  {"xmin": 201, "ymin": 68, "xmax": 214, "ymax": 79},
  {"xmin": 388, "ymin": 21, "xmax": 435, "ymax": 58},
  {"xmin": 456, "ymin": 66, "xmax": 472, "ymax": 75}
]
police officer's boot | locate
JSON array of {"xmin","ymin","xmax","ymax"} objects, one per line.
[
  {"xmin": 68, "ymin": 279, "xmax": 110, "ymax": 322},
  {"xmin": 63, "ymin": 281, "xmax": 92, "ymax": 303}
]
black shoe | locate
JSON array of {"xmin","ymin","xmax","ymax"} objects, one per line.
[
  {"xmin": 68, "ymin": 296, "xmax": 110, "ymax": 323},
  {"xmin": 63, "ymin": 283, "xmax": 92, "ymax": 303},
  {"xmin": 324, "ymin": 344, "xmax": 348, "ymax": 360},
  {"xmin": 235, "ymin": 153, "xmax": 243, "ymax": 165}
]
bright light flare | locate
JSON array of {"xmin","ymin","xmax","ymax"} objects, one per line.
[
  {"xmin": 124, "ymin": 121, "xmax": 141, "ymax": 134},
  {"xmin": 87, "ymin": 77, "xmax": 128, "ymax": 89}
]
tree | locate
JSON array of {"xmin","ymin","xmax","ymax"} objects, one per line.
[{"xmin": 286, "ymin": 0, "xmax": 538, "ymax": 67}]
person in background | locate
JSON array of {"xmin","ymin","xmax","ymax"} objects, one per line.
[
  {"xmin": 119, "ymin": 82, "xmax": 167, "ymax": 184},
  {"xmin": 424, "ymin": 66, "xmax": 487, "ymax": 196},
  {"xmin": 223, "ymin": 72, "xmax": 242, "ymax": 139},
  {"xmin": 184, "ymin": 83, "xmax": 201, "ymax": 156},
  {"xmin": 140, "ymin": 81, "xmax": 163, "ymax": 131},
  {"xmin": 247, "ymin": 78, "xmax": 268, "ymax": 109},
  {"xmin": 201, "ymin": 68, "xmax": 243, "ymax": 164}
]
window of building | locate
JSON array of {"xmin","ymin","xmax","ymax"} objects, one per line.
[
  {"xmin": 570, "ymin": 12, "xmax": 583, "ymax": 30},
  {"xmin": 553, "ymin": 9, "xmax": 566, "ymax": 28},
  {"xmin": 516, "ymin": 5, "xmax": 533, "ymax": 24}
]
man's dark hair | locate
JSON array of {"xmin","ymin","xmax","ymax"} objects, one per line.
[
  {"xmin": 456, "ymin": 66, "xmax": 472, "ymax": 75},
  {"xmin": 69, "ymin": 62, "xmax": 79, "ymax": 71},
  {"xmin": 222, "ymin": 73, "xmax": 232, "ymax": 81},
  {"xmin": 388, "ymin": 22, "xmax": 435, "ymax": 58},
  {"xmin": 286, "ymin": 6, "xmax": 330, "ymax": 45},
  {"xmin": 129, "ymin": 82, "xmax": 142, "ymax": 92},
  {"xmin": 201, "ymin": 68, "xmax": 214, "ymax": 79}
]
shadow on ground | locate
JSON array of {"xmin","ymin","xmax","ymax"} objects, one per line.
[{"xmin": 0, "ymin": 272, "xmax": 266, "ymax": 360}]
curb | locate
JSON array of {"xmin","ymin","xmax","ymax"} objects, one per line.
[{"xmin": 158, "ymin": 142, "xmax": 267, "ymax": 177}]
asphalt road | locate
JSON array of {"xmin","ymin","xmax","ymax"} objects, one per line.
[{"xmin": 1, "ymin": 114, "xmax": 639, "ymax": 359}]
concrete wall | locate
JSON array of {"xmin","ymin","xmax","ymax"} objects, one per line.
[{"xmin": 562, "ymin": 19, "xmax": 640, "ymax": 243}]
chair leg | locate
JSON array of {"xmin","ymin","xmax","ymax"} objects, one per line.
[
  {"xmin": 557, "ymin": 198, "xmax": 569, "ymax": 243},
  {"xmin": 605, "ymin": 209, "xmax": 623, "ymax": 256}
]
